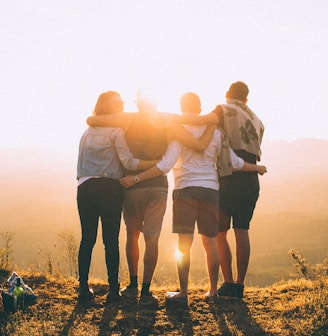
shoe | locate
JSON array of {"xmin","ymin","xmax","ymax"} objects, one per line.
[
  {"xmin": 235, "ymin": 284, "xmax": 244, "ymax": 299},
  {"xmin": 106, "ymin": 283, "xmax": 121, "ymax": 303},
  {"xmin": 165, "ymin": 291, "xmax": 188, "ymax": 306},
  {"xmin": 106, "ymin": 291, "xmax": 121, "ymax": 303},
  {"xmin": 120, "ymin": 285, "xmax": 139, "ymax": 298},
  {"xmin": 139, "ymin": 292, "xmax": 158, "ymax": 307},
  {"xmin": 78, "ymin": 287, "xmax": 94, "ymax": 303},
  {"xmin": 205, "ymin": 291, "xmax": 219, "ymax": 303},
  {"xmin": 217, "ymin": 282, "xmax": 238, "ymax": 300}
]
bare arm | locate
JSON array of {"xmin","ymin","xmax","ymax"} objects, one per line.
[
  {"xmin": 167, "ymin": 124, "xmax": 216, "ymax": 152},
  {"xmin": 137, "ymin": 160, "xmax": 158, "ymax": 170},
  {"xmin": 170, "ymin": 110, "xmax": 219, "ymax": 126},
  {"xmin": 120, "ymin": 140, "xmax": 181, "ymax": 188},
  {"xmin": 119, "ymin": 166, "xmax": 163, "ymax": 188},
  {"xmin": 86, "ymin": 113, "xmax": 133, "ymax": 130},
  {"xmin": 229, "ymin": 147, "xmax": 267, "ymax": 176},
  {"xmin": 241, "ymin": 162, "xmax": 267, "ymax": 175}
]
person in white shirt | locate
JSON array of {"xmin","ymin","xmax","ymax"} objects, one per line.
[{"xmin": 120, "ymin": 92, "xmax": 267, "ymax": 304}]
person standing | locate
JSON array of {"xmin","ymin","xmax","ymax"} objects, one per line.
[
  {"xmin": 76, "ymin": 91, "xmax": 156, "ymax": 304},
  {"xmin": 216, "ymin": 81, "xmax": 265, "ymax": 299},
  {"xmin": 174, "ymin": 82, "xmax": 265, "ymax": 299}
]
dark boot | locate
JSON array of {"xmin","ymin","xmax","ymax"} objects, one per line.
[
  {"xmin": 106, "ymin": 283, "xmax": 121, "ymax": 304},
  {"xmin": 78, "ymin": 283, "xmax": 94, "ymax": 303}
]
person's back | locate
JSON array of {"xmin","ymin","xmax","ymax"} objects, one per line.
[
  {"xmin": 173, "ymin": 125, "xmax": 221, "ymax": 190},
  {"xmin": 218, "ymin": 81, "xmax": 264, "ymax": 163},
  {"xmin": 167, "ymin": 92, "xmax": 224, "ymax": 303},
  {"xmin": 173, "ymin": 92, "xmax": 244, "ymax": 190},
  {"xmin": 77, "ymin": 126, "xmax": 135, "ymax": 181},
  {"xmin": 120, "ymin": 97, "xmax": 170, "ymax": 307},
  {"xmin": 125, "ymin": 113, "xmax": 168, "ymax": 160},
  {"xmin": 76, "ymin": 91, "xmax": 134, "ymax": 304},
  {"xmin": 216, "ymin": 81, "xmax": 265, "ymax": 300},
  {"xmin": 124, "ymin": 112, "xmax": 169, "ymax": 189}
]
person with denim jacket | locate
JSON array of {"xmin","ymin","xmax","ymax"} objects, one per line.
[{"xmin": 76, "ymin": 91, "xmax": 157, "ymax": 304}]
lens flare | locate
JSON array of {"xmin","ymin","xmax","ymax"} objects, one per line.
[{"xmin": 174, "ymin": 248, "xmax": 183, "ymax": 263}]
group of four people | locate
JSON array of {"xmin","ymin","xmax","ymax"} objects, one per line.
[{"xmin": 76, "ymin": 81, "xmax": 266, "ymax": 306}]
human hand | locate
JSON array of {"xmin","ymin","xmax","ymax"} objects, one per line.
[
  {"xmin": 87, "ymin": 116, "xmax": 96, "ymax": 126},
  {"xmin": 119, "ymin": 175, "xmax": 136, "ymax": 188},
  {"xmin": 257, "ymin": 165, "xmax": 267, "ymax": 175}
]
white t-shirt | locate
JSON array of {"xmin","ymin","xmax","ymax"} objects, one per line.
[{"xmin": 156, "ymin": 125, "xmax": 244, "ymax": 190}]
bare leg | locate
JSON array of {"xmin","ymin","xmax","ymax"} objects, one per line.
[
  {"xmin": 217, "ymin": 209, "xmax": 234, "ymax": 283},
  {"xmin": 234, "ymin": 228, "xmax": 250, "ymax": 285},
  {"xmin": 201, "ymin": 235, "xmax": 219, "ymax": 296},
  {"xmin": 177, "ymin": 234, "xmax": 193, "ymax": 297},
  {"xmin": 143, "ymin": 235, "xmax": 159, "ymax": 284},
  {"xmin": 217, "ymin": 231, "xmax": 233, "ymax": 283},
  {"xmin": 125, "ymin": 229, "xmax": 140, "ymax": 277}
]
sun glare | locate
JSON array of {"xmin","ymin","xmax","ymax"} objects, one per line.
[{"xmin": 174, "ymin": 248, "xmax": 183, "ymax": 263}]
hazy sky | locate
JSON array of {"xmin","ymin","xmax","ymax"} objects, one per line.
[{"xmin": 1, "ymin": 0, "xmax": 328, "ymax": 154}]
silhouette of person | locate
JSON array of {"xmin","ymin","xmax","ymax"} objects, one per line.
[{"xmin": 76, "ymin": 91, "xmax": 157, "ymax": 304}]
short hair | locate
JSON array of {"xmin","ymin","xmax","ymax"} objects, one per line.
[
  {"xmin": 94, "ymin": 91, "xmax": 122, "ymax": 115},
  {"xmin": 228, "ymin": 81, "xmax": 249, "ymax": 101},
  {"xmin": 180, "ymin": 92, "xmax": 201, "ymax": 114}
]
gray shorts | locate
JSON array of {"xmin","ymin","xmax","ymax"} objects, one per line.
[
  {"xmin": 123, "ymin": 187, "xmax": 168, "ymax": 237},
  {"xmin": 172, "ymin": 187, "xmax": 220, "ymax": 237}
]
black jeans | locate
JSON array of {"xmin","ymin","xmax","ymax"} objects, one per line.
[{"xmin": 77, "ymin": 178, "xmax": 124, "ymax": 286}]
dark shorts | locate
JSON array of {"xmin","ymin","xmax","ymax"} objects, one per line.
[
  {"xmin": 219, "ymin": 172, "xmax": 259, "ymax": 230},
  {"xmin": 172, "ymin": 187, "xmax": 220, "ymax": 237}
]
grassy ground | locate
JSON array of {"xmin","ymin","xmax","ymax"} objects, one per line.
[{"xmin": 0, "ymin": 272, "xmax": 327, "ymax": 336}]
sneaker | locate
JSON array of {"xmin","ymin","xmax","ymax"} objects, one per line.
[
  {"xmin": 120, "ymin": 286, "xmax": 139, "ymax": 298},
  {"xmin": 165, "ymin": 291, "xmax": 188, "ymax": 306},
  {"xmin": 106, "ymin": 291, "xmax": 121, "ymax": 304},
  {"xmin": 139, "ymin": 292, "xmax": 158, "ymax": 307},
  {"xmin": 205, "ymin": 291, "xmax": 219, "ymax": 304},
  {"xmin": 217, "ymin": 282, "xmax": 238, "ymax": 300},
  {"xmin": 78, "ymin": 287, "xmax": 94, "ymax": 303},
  {"xmin": 235, "ymin": 284, "xmax": 244, "ymax": 299}
]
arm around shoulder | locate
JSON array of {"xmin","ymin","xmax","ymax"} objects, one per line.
[
  {"xmin": 86, "ymin": 113, "xmax": 131, "ymax": 128},
  {"xmin": 168, "ymin": 124, "xmax": 216, "ymax": 152},
  {"xmin": 178, "ymin": 110, "xmax": 219, "ymax": 126}
]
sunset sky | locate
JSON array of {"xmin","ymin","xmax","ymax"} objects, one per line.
[{"xmin": 1, "ymin": 0, "xmax": 328, "ymax": 154}]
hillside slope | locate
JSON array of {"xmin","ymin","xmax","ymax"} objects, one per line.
[{"xmin": 0, "ymin": 273, "xmax": 327, "ymax": 336}]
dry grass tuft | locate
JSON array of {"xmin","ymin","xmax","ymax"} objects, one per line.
[{"xmin": 0, "ymin": 271, "xmax": 327, "ymax": 335}]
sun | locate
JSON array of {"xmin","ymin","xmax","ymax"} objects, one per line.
[{"xmin": 174, "ymin": 248, "xmax": 183, "ymax": 263}]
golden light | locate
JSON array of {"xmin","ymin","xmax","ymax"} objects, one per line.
[{"xmin": 174, "ymin": 248, "xmax": 183, "ymax": 263}]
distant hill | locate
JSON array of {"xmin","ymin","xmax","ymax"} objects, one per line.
[
  {"xmin": 261, "ymin": 138, "xmax": 328, "ymax": 179},
  {"xmin": 1, "ymin": 138, "xmax": 328, "ymax": 286}
]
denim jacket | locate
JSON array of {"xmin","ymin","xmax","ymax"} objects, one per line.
[{"xmin": 77, "ymin": 127, "xmax": 139, "ymax": 180}]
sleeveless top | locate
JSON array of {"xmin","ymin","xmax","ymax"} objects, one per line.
[{"xmin": 124, "ymin": 113, "xmax": 169, "ymax": 188}]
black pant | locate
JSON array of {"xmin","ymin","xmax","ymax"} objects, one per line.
[{"xmin": 77, "ymin": 178, "xmax": 124, "ymax": 286}]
